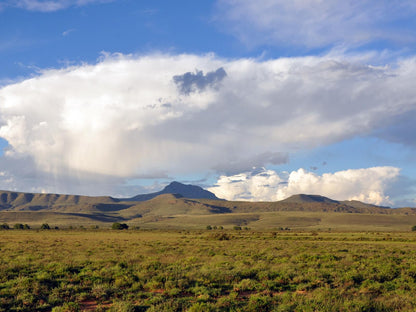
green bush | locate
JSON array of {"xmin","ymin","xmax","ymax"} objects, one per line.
[
  {"xmin": 411, "ymin": 225, "xmax": 416, "ymax": 231},
  {"xmin": 51, "ymin": 302, "xmax": 80, "ymax": 312},
  {"xmin": 0, "ymin": 223, "xmax": 10, "ymax": 230},
  {"xmin": 209, "ymin": 233, "xmax": 231, "ymax": 241},
  {"xmin": 112, "ymin": 222, "xmax": 129, "ymax": 230},
  {"xmin": 13, "ymin": 223, "xmax": 31, "ymax": 230},
  {"xmin": 41, "ymin": 223, "xmax": 51, "ymax": 230},
  {"xmin": 109, "ymin": 301, "xmax": 136, "ymax": 312}
]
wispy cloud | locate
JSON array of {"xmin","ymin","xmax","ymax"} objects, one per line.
[
  {"xmin": 139, "ymin": 8, "xmax": 158, "ymax": 16},
  {"xmin": 215, "ymin": 0, "xmax": 416, "ymax": 49},
  {"xmin": 5, "ymin": 0, "xmax": 116, "ymax": 12},
  {"xmin": 62, "ymin": 28, "xmax": 76, "ymax": 36}
]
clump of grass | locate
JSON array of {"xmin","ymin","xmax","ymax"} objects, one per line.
[{"xmin": 208, "ymin": 232, "xmax": 231, "ymax": 240}]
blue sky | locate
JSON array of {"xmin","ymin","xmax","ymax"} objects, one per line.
[{"xmin": 0, "ymin": 0, "xmax": 416, "ymax": 207}]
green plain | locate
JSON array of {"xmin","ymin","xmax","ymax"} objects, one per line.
[{"xmin": 2, "ymin": 230, "xmax": 416, "ymax": 311}]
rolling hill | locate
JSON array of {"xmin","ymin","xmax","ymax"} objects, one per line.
[{"xmin": 0, "ymin": 182, "xmax": 415, "ymax": 230}]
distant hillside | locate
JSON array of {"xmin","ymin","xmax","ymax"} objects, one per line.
[
  {"xmin": 120, "ymin": 194, "xmax": 231, "ymax": 219},
  {"xmin": 124, "ymin": 181, "xmax": 222, "ymax": 201},
  {"xmin": 282, "ymin": 194, "xmax": 339, "ymax": 204},
  {"xmin": 281, "ymin": 194, "xmax": 389, "ymax": 210},
  {"xmin": 1, "ymin": 184, "xmax": 416, "ymax": 230},
  {"xmin": 0, "ymin": 190, "xmax": 121, "ymax": 213}
]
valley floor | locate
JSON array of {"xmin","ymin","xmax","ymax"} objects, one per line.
[{"xmin": 1, "ymin": 230, "xmax": 416, "ymax": 311}]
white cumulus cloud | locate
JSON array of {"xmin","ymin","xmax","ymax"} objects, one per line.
[
  {"xmin": 209, "ymin": 167, "xmax": 400, "ymax": 206},
  {"xmin": 0, "ymin": 52, "xmax": 416, "ymax": 194}
]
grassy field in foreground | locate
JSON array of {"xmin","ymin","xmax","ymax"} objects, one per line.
[{"xmin": 2, "ymin": 230, "xmax": 416, "ymax": 311}]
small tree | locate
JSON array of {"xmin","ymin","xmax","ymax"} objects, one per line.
[
  {"xmin": 40, "ymin": 223, "xmax": 51, "ymax": 230},
  {"xmin": 206, "ymin": 225, "xmax": 213, "ymax": 230},
  {"xmin": 14, "ymin": 223, "xmax": 24, "ymax": 230},
  {"xmin": 412, "ymin": 225, "xmax": 416, "ymax": 231},
  {"xmin": 0, "ymin": 223, "xmax": 9, "ymax": 230},
  {"xmin": 112, "ymin": 222, "xmax": 128, "ymax": 230}
]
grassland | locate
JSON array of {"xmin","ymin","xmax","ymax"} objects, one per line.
[
  {"xmin": 2, "ymin": 229, "xmax": 416, "ymax": 311},
  {"xmin": 3, "ymin": 210, "xmax": 416, "ymax": 232},
  {"xmin": 128, "ymin": 211, "xmax": 416, "ymax": 232}
]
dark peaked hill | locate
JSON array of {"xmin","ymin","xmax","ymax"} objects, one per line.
[{"xmin": 124, "ymin": 181, "xmax": 221, "ymax": 201}]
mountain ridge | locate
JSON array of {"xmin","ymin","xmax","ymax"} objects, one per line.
[{"xmin": 0, "ymin": 182, "xmax": 415, "ymax": 229}]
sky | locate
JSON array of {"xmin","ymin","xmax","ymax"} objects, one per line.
[{"xmin": 0, "ymin": 0, "xmax": 416, "ymax": 207}]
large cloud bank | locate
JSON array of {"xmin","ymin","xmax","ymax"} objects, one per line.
[
  {"xmin": 209, "ymin": 167, "xmax": 400, "ymax": 206},
  {"xmin": 0, "ymin": 53, "xmax": 416, "ymax": 195}
]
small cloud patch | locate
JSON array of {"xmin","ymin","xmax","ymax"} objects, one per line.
[{"xmin": 173, "ymin": 67, "xmax": 227, "ymax": 95}]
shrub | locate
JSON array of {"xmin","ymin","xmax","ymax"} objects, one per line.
[
  {"xmin": 206, "ymin": 225, "xmax": 213, "ymax": 230},
  {"xmin": 51, "ymin": 302, "xmax": 80, "ymax": 312},
  {"xmin": 209, "ymin": 233, "xmax": 231, "ymax": 241},
  {"xmin": 109, "ymin": 301, "xmax": 136, "ymax": 312},
  {"xmin": 0, "ymin": 223, "xmax": 10, "ymax": 230},
  {"xmin": 187, "ymin": 302, "xmax": 214, "ymax": 312},
  {"xmin": 411, "ymin": 225, "xmax": 416, "ymax": 231},
  {"xmin": 14, "ymin": 223, "xmax": 24, "ymax": 229},
  {"xmin": 233, "ymin": 226, "xmax": 242, "ymax": 231},
  {"xmin": 247, "ymin": 294, "xmax": 273, "ymax": 311},
  {"xmin": 41, "ymin": 223, "xmax": 51, "ymax": 230},
  {"xmin": 112, "ymin": 222, "xmax": 129, "ymax": 230}
]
